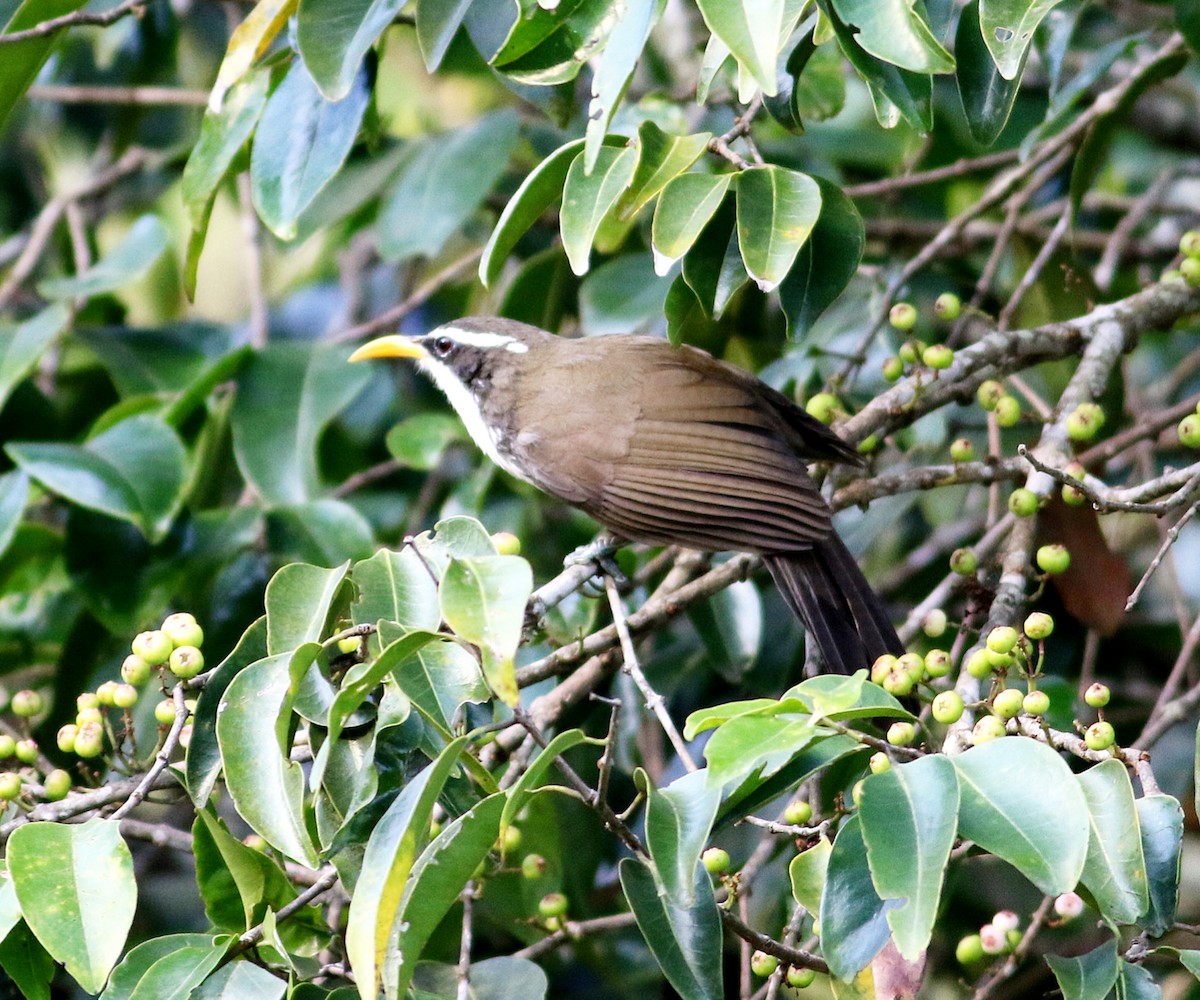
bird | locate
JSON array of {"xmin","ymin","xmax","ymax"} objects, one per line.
[{"xmin": 349, "ymin": 317, "xmax": 903, "ymax": 674}]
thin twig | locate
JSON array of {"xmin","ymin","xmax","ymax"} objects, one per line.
[
  {"xmin": 110, "ymin": 684, "xmax": 188, "ymax": 821},
  {"xmin": 230, "ymin": 866, "xmax": 341, "ymax": 956},
  {"xmin": 455, "ymin": 882, "xmax": 475, "ymax": 1000},
  {"xmin": 0, "ymin": 0, "xmax": 153, "ymax": 44},
  {"xmin": 26, "ymin": 84, "xmax": 210, "ymax": 106}
]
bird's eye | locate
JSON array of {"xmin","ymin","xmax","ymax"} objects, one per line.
[{"xmin": 432, "ymin": 336, "xmax": 455, "ymax": 358}]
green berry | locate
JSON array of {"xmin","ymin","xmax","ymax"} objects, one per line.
[
  {"xmin": 112, "ymin": 684, "xmax": 138, "ymax": 709},
  {"xmin": 702, "ymin": 847, "xmax": 731, "ymax": 874},
  {"xmin": 870, "ymin": 654, "xmax": 897, "ymax": 685},
  {"xmin": 500, "ymin": 825, "xmax": 522, "ymax": 853},
  {"xmin": 42, "ymin": 769, "xmax": 71, "ymax": 802},
  {"xmin": 96, "ymin": 681, "xmax": 119, "ymax": 707},
  {"xmin": 121, "ymin": 654, "xmax": 152, "ymax": 685},
  {"xmin": 751, "ymin": 950, "xmax": 780, "ymax": 978},
  {"xmin": 1024, "ymin": 612, "xmax": 1054, "ymax": 639},
  {"xmin": 56, "ymin": 725, "xmax": 78, "ymax": 753},
  {"xmin": 14, "ymin": 739, "xmax": 37, "ymax": 764},
  {"xmin": 1163, "ymin": 268, "xmax": 1185, "ymax": 283},
  {"xmin": 889, "ymin": 302, "xmax": 917, "ymax": 331},
  {"xmin": 1182, "ymin": 256, "xmax": 1200, "ymax": 287},
  {"xmin": 168, "ymin": 645, "xmax": 204, "ymax": 680},
  {"xmin": 956, "ymin": 934, "xmax": 984, "ymax": 965},
  {"xmin": 882, "ymin": 669, "xmax": 914, "ymax": 698},
  {"xmin": 1062, "ymin": 482, "xmax": 1086, "ymax": 506},
  {"xmin": 949, "ymin": 438, "xmax": 975, "ymax": 463},
  {"xmin": 1036, "ymin": 544, "xmax": 1070, "ymax": 575},
  {"xmin": 950, "ymin": 548, "xmax": 977, "ymax": 575},
  {"xmin": 994, "ymin": 395, "xmax": 1021, "ymax": 427},
  {"xmin": 11, "ymin": 690, "xmax": 42, "ymax": 718},
  {"xmin": 0, "ymin": 736, "xmax": 14, "ymax": 758},
  {"xmin": 1054, "ymin": 892, "xmax": 1084, "ymax": 920},
  {"xmin": 538, "ymin": 892, "xmax": 569, "ymax": 919},
  {"xmin": 923, "ymin": 344, "xmax": 954, "ymax": 370},
  {"xmin": 922, "ymin": 609, "xmax": 948, "ymax": 637},
  {"xmin": 77, "ymin": 692, "xmax": 100, "ymax": 712},
  {"xmin": 1181, "ymin": 230, "xmax": 1200, "ymax": 259},
  {"xmin": 1084, "ymin": 721, "xmax": 1115, "ymax": 751},
  {"xmin": 851, "ymin": 780, "xmax": 865, "ymax": 806},
  {"xmin": 986, "ymin": 626, "xmax": 1019, "ymax": 654},
  {"xmin": 991, "ymin": 688, "xmax": 1024, "ymax": 719},
  {"xmin": 73, "ymin": 722, "xmax": 104, "ymax": 759},
  {"xmin": 1179, "ymin": 414, "xmax": 1200, "ymax": 448},
  {"xmin": 934, "ymin": 292, "xmax": 962, "ymax": 321},
  {"xmin": 973, "ymin": 715, "xmax": 1007, "ymax": 744},
  {"xmin": 898, "ymin": 651, "xmax": 925, "ymax": 683},
  {"xmin": 804, "ymin": 392, "xmax": 839, "ymax": 425},
  {"xmin": 75, "ymin": 707, "xmax": 101, "ymax": 726},
  {"xmin": 976, "ymin": 380, "xmax": 1004, "ymax": 411},
  {"xmin": 887, "ymin": 722, "xmax": 915, "ymax": 746},
  {"xmin": 856, "ymin": 434, "xmax": 879, "ymax": 454},
  {"xmin": 897, "ymin": 340, "xmax": 924, "ymax": 365},
  {"xmin": 931, "ymin": 690, "xmax": 964, "ymax": 724},
  {"xmin": 783, "ymin": 800, "xmax": 813, "ymax": 826},
  {"xmin": 521, "ymin": 854, "xmax": 548, "ymax": 879},
  {"xmin": 161, "ymin": 612, "xmax": 203, "ymax": 650},
  {"xmin": 154, "ymin": 699, "xmax": 177, "ymax": 725},
  {"xmin": 965, "ymin": 649, "xmax": 992, "ymax": 679},
  {"xmin": 336, "ymin": 636, "xmax": 360, "ymax": 655},
  {"xmin": 0, "ymin": 774, "xmax": 22, "ymax": 801},
  {"xmin": 1066, "ymin": 405, "xmax": 1101, "ymax": 442},
  {"xmin": 786, "ymin": 966, "xmax": 816, "ymax": 988},
  {"xmin": 1008, "ymin": 488, "xmax": 1038, "ymax": 517},
  {"xmin": 882, "ymin": 356, "xmax": 904, "ymax": 382},
  {"xmin": 132, "ymin": 630, "xmax": 173, "ymax": 666},
  {"xmin": 985, "ymin": 648, "xmax": 1014, "ymax": 669},
  {"xmin": 924, "ymin": 649, "xmax": 952, "ymax": 678},
  {"xmin": 491, "ymin": 531, "xmax": 522, "ymax": 556},
  {"xmin": 979, "ymin": 924, "xmax": 1007, "ymax": 955},
  {"xmin": 869, "ymin": 751, "xmax": 891, "ymax": 774},
  {"xmin": 1022, "ymin": 690, "xmax": 1051, "ymax": 716},
  {"xmin": 1084, "ymin": 683, "xmax": 1110, "ymax": 708}
]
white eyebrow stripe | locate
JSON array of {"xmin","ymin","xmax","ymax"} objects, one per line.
[{"xmin": 437, "ymin": 326, "xmax": 529, "ymax": 353}]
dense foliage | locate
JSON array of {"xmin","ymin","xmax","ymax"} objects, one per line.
[{"xmin": 1, "ymin": 0, "xmax": 1200, "ymax": 998}]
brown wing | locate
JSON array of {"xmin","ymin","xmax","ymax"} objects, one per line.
[{"xmin": 510, "ymin": 337, "xmax": 834, "ymax": 554}]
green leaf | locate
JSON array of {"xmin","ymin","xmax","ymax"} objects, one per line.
[
  {"xmin": 1116, "ymin": 960, "xmax": 1162, "ymax": 1000},
  {"xmin": 189, "ymin": 960, "xmax": 287, "ymax": 1000},
  {"xmin": 952, "ymin": 737, "xmax": 1089, "ymax": 895},
  {"xmin": 8, "ymin": 819, "xmax": 136, "ymax": 994},
  {"xmin": 440, "ymin": 555, "xmax": 532, "ymax": 706},
  {"xmin": 819, "ymin": 814, "xmax": 893, "ymax": 981},
  {"xmin": 560, "ymin": 145, "xmax": 638, "ymax": 276},
  {"xmin": 491, "ymin": 0, "xmax": 614, "ymax": 85},
  {"xmin": 1137, "ymin": 793, "xmax": 1183, "ymax": 937},
  {"xmin": 645, "ymin": 770, "xmax": 722, "ymax": 906},
  {"xmin": 694, "ymin": 0, "xmax": 784, "ymax": 96},
  {"xmin": 0, "ymin": 470, "xmax": 29, "ymax": 562},
  {"xmin": 268, "ymin": 499, "xmax": 375, "ymax": 565},
  {"xmin": 499, "ymin": 728, "xmax": 594, "ymax": 843},
  {"xmin": 6, "ymin": 414, "xmax": 187, "ymax": 542},
  {"xmin": 193, "ymin": 811, "xmax": 303, "ymax": 931},
  {"xmin": 266, "ymin": 560, "xmax": 351, "ymax": 655},
  {"xmin": 956, "ymin": 0, "xmax": 1022, "ymax": 146},
  {"xmin": 651, "ymin": 173, "xmax": 733, "ymax": 274},
  {"xmin": 181, "ymin": 68, "xmax": 270, "ymax": 228},
  {"xmin": 385, "ymin": 413, "xmax": 464, "ymax": 471},
  {"xmin": 353, "ymin": 547, "xmax": 441, "ymax": 633},
  {"xmin": 1178, "ymin": 948, "xmax": 1200, "ymax": 980},
  {"xmin": 0, "ymin": 868, "xmax": 20, "ymax": 944},
  {"xmin": 859, "ymin": 755, "xmax": 959, "ymax": 960},
  {"xmin": 209, "ymin": 0, "xmax": 298, "ymax": 112},
  {"xmin": 345, "ymin": 735, "xmax": 470, "ymax": 1000},
  {"xmin": 680, "ymin": 198, "xmax": 748, "ymax": 319},
  {"xmin": 416, "ymin": 0, "xmax": 475, "ymax": 69},
  {"xmin": 378, "ymin": 110, "xmax": 522, "ymax": 262},
  {"xmin": 383, "ymin": 794, "xmax": 505, "ymax": 999},
  {"xmin": 411, "ymin": 957, "xmax": 547, "ymax": 1000},
  {"xmin": 120, "ymin": 940, "xmax": 228, "ymax": 1000},
  {"xmin": 379, "ymin": 621, "xmax": 488, "ymax": 734},
  {"xmin": 1046, "ymin": 938, "xmax": 1118, "ymax": 1000},
  {"xmin": 787, "ymin": 671, "xmax": 911, "ymax": 721},
  {"xmin": 0, "ymin": 922, "xmax": 54, "ymax": 1000},
  {"xmin": 0, "ymin": 304, "xmax": 70, "ymax": 413},
  {"xmin": 980, "ymin": 0, "xmax": 1064, "ymax": 80},
  {"xmin": 186, "ymin": 616, "xmax": 269, "ymax": 806},
  {"xmin": 250, "ymin": 58, "xmax": 369, "ymax": 240},
  {"xmin": 778, "ymin": 177, "xmax": 862, "ymax": 339},
  {"xmin": 619, "ymin": 858, "xmax": 722, "ymax": 1000},
  {"xmin": 735, "ymin": 165, "xmax": 821, "ymax": 292},
  {"xmin": 829, "ymin": 0, "xmax": 954, "ymax": 73},
  {"xmin": 101, "ymin": 934, "xmax": 217, "ymax": 1000},
  {"xmin": 1179, "ymin": 0, "xmax": 1200, "ymax": 54},
  {"xmin": 583, "ymin": 0, "xmax": 665, "ymax": 170},
  {"xmin": 789, "ymin": 837, "xmax": 831, "ymax": 914},
  {"xmin": 579, "ymin": 253, "xmax": 674, "ymax": 335},
  {"xmin": 790, "ymin": 39, "xmax": 845, "ymax": 121},
  {"xmin": 37, "ymin": 216, "xmax": 170, "ymax": 300},
  {"xmin": 703, "ymin": 710, "xmax": 817, "ymax": 788},
  {"xmin": 0, "ymin": 0, "xmax": 89, "ymax": 133},
  {"xmin": 215, "ymin": 650, "xmax": 320, "ymax": 865},
  {"xmin": 614, "ymin": 123, "xmax": 712, "ymax": 223},
  {"xmin": 231, "ymin": 342, "xmax": 371, "ymax": 505},
  {"xmin": 297, "ymin": 0, "xmax": 404, "ymax": 100},
  {"xmin": 1076, "ymin": 759, "xmax": 1148, "ymax": 925}
]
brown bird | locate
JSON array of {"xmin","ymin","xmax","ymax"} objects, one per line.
[{"xmin": 350, "ymin": 317, "xmax": 902, "ymax": 673}]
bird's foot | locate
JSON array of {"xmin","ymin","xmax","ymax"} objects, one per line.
[{"xmin": 565, "ymin": 536, "xmax": 629, "ymax": 596}]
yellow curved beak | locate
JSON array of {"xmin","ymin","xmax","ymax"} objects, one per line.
[{"xmin": 348, "ymin": 335, "xmax": 428, "ymax": 363}]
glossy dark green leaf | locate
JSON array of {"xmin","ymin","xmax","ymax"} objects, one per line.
[
  {"xmin": 689, "ymin": 578, "xmax": 761, "ymax": 680},
  {"xmin": 619, "ymin": 858, "xmax": 722, "ymax": 1000},
  {"xmin": 1138, "ymin": 793, "xmax": 1183, "ymax": 936},
  {"xmin": 830, "ymin": 0, "xmax": 953, "ymax": 72},
  {"xmin": 680, "ymin": 198, "xmax": 749, "ymax": 319},
  {"xmin": 250, "ymin": 59, "xmax": 369, "ymax": 239},
  {"xmin": 7, "ymin": 414, "xmax": 187, "ymax": 542},
  {"xmin": 0, "ymin": 922, "xmax": 54, "ymax": 1000},
  {"xmin": 980, "ymin": 0, "xmax": 1064, "ymax": 79},
  {"xmin": 9, "ymin": 819, "xmax": 136, "ymax": 994},
  {"xmin": 819, "ymin": 814, "xmax": 893, "ymax": 981},
  {"xmin": 37, "ymin": 216, "xmax": 170, "ymax": 300},
  {"xmin": 99, "ymin": 934, "xmax": 218, "ymax": 1000},
  {"xmin": 0, "ymin": 304, "xmax": 69, "ymax": 412},
  {"xmin": 492, "ymin": 0, "xmax": 614, "ymax": 86},
  {"xmin": 614, "ymin": 123, "xmax": 711, "ymax": 222},
  {"xmin": 230, "ymin": 342, "xmax": 371, "ymax": 505},
  {"xmin": 953, "ymin": 738, "xmax": 1088, "ymax": 895},
  {"xmin": 0, "ymin": 0, "xmax": 88, "ymax": 133},
  {"xmin": 122, "ymin": 940, "xmax": 229, "ymax": 1000},
  {"xmin": 736, "ymin": 165, "xmax": 821, "ymax": 292},
  {"xmin": 265, "ymin": 560, "xmax": 350, "ymax": 655},
  {"xmin": 411, "ymin": 957, "xmax": 547, "ymax": 1000},
  {"xmin": 378, "ymin": 110, "xmax": 521, "ymax": 262},
  {"xmin": 860, "ymin": 755, "xmax": 959, "ymax": 960},
  {"xmin": 267, "ymin": 499, "xmax": 375, "ymax": 565},
  {"xmin": 560, "ymin": 145, "xmax": 638, "ymax": 276},
  {"xmin": 778, "ymin": 178, "xmax": 864, "ymax": 337},
  {"xmin": 352, "ymin": 548, "xmax": 441, "ymax": 634},
  {"xmin": 416, "ymin": 0, "xmax": 475, "ymax": 69},
  {"xmin": 385, "ymin": 413, "xmax": 463, "ymax": 470},
  {"xmin": 1076, "ymin": 759, "xmax": 1148, "ymax": 925},
  {"xmin": 645, "ymin": 770, "xmax": 722, "ymax": 906},
  {"xmin": 1046, "ymin": 938, "xmax": 1118, "ymax": 1000},
  {"xmin": 702, "ymin": 710, "xmax": 817, "ymax": 788},
  {"xmin": 499, "ymin": 728, "xmax": 594, "ymax": 841},
  {"xmin": 579, "ymin": 253, "xmax": 673, "ymax": 334},
  {"xmin": 382, "ymin": 794, "xmax": 505, "ymax": 999},
  {"xmin": 1179, "ymin": 0, "xmax": 1200, "ymax": 53},
  {"xmin": 791, "ymin": 40, "xmax": 845, "ymax": 121},
  {"xmin": 694, "ymin": 0, "xmax": 783, "ymax": 95},
  {"xmin": 651, "ymin": 173, "xmax": 733, "ymax": 274},
  {"xmin": 1116, "ymin": 960, "xmax": 1162, "ymax": 1000},
  {"xmin": 379, "ymin": 622, "xmax": 488, "ymax": 734},
  {"xmin": 0, "ymin": 470, "xmax": 28, "ymax": 562},
  {"xmin": 297, "ymin": 0, "xmax": 403, "ymax": 100},
  {"xmin": 956, "ymin": 0, "xmax": 1022, "ymax": 146},
  {"xmin": 189, "ymin": 960, "xmax": 287, "ymax": 1000}
]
